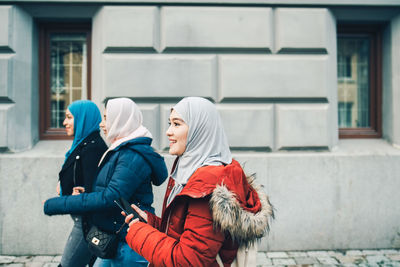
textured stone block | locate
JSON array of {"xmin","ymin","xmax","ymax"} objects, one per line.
[
  {"xmin": 276, "ymin": 104, "xmax": 329, "ymax": 148},
  {"xmin": 217, "ymin": 104, "xmax": 273, "ymax": 149},
  {"xmin": 272, "ymin": 258, "xmax": 296, "ymax": 265},
  {"xmin": 103, "ymin": 54, "xmax": 217, "ymax": 99},
  {"xmin": 366, "ymin": 255, "xmax": 390, "ymax": 264},
  {"xmin": 307, "ymin": 251, "xmax": 330, "ymax": 257},
  {"xmin": 256, "ymin": 252, "xmax": 271, "ymax": 265},
  {"xmin": 0, "ymin": 55, "xmax": 12, "ymax": 97},
  {"xmin": 161, "ymin": 7, "xmax": 272, "ymax": 50},
  {"xmin": 0, "ymin": 256, "xmax": 15, "ymax": 264},
  {"xmin": 275, "ymin": 8, "xmax": 334, "ymax": 52},
  {"xmin": 100, "ymin": 6, "xmax": 159, "ymax": 51},
  {"xmin": 219, "ymin": 55, "xmax": 329, "ymax": 99},
  {"xmin": 0, "ymin": 6, "xmax": 12, "ymax": 49},
  {"xmin": 294, "ymin": 257, "xmax": 318, "ymax": 264},
  {"xmin": 137, "ymin": 104, "xmax": 160, "ymax": 150},
  {"xmin": 0, "ymin": 104, "xmax": 13, "ymax": 147},
  {"xmin": 317, "ymin": 257, "xmax": 339, "ymax": 264},
  {"xmin": 267, "ymin": 251, "xmax": 289, "ymax": 258},
  {"xmin": 160, "ymin": 104, "xmax": 175, "ymax": 150}
]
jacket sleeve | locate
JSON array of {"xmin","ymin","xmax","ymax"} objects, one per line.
[
  {"xmin": 44, "ymin": 152, "xmax": 150, "ymax": 215},
  {"xmin": 126, "ymin": 197, "xmax": 225, "ymax": 267},
  {"xmin": 145, "ymin": 211, "xmax": 161, "ymax": 229}
]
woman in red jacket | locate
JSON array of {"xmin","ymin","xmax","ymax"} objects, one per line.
[{"xmin": 124, "ymin": 97, "xmax": 274, "ymax": 267}]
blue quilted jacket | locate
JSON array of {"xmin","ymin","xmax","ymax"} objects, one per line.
[{"xmin": 44, "ymin": 137, "xmax": 168, "ymax": 240}]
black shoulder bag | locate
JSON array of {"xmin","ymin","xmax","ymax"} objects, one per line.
[{"xmin": 86, "ymin": 222, "xmax": 125, "ymax": 259}]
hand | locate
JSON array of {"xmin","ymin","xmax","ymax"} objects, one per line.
[
  {"xmin": 124, "ymin": 214, "xmax": 139, "ymax": 231},
  {"xmin": 72, "ymin": 186, "xmax": 85, "ymax": 195},
  {"xmin": 131, "ymin": 203, "xmax": 148, "ymax": 222},
  {"xmin": 56, "ymin": 181, "xmax": 60, "ymax": 196},
  {"xmin": 121, "ymin": 204, "xmax": 148, "ymax": 231}
]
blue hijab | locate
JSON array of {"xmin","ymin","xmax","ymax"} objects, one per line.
[{"xmin": 64, "ymin": 100, "xmax": 102, "ymax": 161}]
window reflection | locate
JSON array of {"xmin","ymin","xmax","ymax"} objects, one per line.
[
  {"xmin": 337, "ymin": 37, "xmax": 370, "ymax": 128},
  {"xmin": 50, "ymin": 34, "xmax": 87, "ymax": 128}
]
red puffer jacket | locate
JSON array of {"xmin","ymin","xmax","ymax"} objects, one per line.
[{"xmin": 125, "ymin": 159, "xmax": 273, "ymax": 267}]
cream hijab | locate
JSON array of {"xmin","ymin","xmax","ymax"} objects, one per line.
[
  {"xmin": 99, "ymin": 98, "xmax": 152, "ymax": 165},
  {"xmin": 167, "ymin": 97, "xmax": 232, "ymax": 205}
]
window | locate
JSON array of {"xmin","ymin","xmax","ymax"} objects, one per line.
[
  {"xmin": 39, "ymin": 23, "xmax": 91, "ymax": 139},
  {"xmin": 337, "ymin": 25, "xmax": 382, "ymax": 138}
]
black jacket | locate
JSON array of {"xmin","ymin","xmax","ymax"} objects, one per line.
[{"xmin": 59, "ymin": 131, "xmax": 107, "ymax": 196}]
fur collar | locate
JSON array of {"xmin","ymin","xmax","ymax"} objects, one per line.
[{"xmin": 209, "ymin": 175, "xmax": 274, "ymax": 246}]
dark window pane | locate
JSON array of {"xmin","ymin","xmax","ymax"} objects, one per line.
[
  {"xmin": 49, "ymin": 33, "xmax": 87, "ymax": 128},
  {"xmin": 50, "ymin": 100, "xmax": 65, "ymax": 128},
  {"xmin": 337, "ymin": 37, "xmax": 370, "ymax": 128}
]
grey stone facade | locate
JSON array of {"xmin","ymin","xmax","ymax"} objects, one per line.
[{"xmin": 0, "ymin": 1, "xmax": 400, "ymax": 255}]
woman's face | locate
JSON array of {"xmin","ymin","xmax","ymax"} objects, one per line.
[
  {"xmin": 166, "ymin": 109, "xmax": 189, "ymax": 156},
  {"xmin": 63, "ymin": 109, "xmax": 74, "ymax": 136},
  {"xmin": 99, "ymin": 108, "xmax": 107, "ymax": 137}
]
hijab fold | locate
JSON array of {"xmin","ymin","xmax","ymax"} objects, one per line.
[
  {"xmin": 167, "ymin": 97, "xmax": 232, "ymax": 206},
  {"xmin": 98, "ymin": 98, "xmax": 152, "ymax": 166},
  {"xmin": 64, "ymin": 100, "xmax": 102, "ymax": 162}
]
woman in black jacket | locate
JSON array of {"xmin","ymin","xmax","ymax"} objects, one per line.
[{"xmin": 57, "ymin": 100, "xmax": 107, "ymax": 267}]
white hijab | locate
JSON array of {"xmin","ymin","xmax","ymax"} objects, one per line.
[
  {"xmin": 167, "ymin": 97, "xmax": 232, "ymax": 205},
  {"xmin": 99, "ymin": 98, "xmax": 152, "ymax": 165}
]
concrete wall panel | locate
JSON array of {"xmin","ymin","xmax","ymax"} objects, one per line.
[
  {"xmin": 219, "ymin": 55, "xmax": 329, "ymax": 99},
  {"xmin": 0, "ymin": 55, "xmax": 12, "ymax": 98},
  {"xmin": 233, "ymin": 142, "xmax": 400, "ymax": 251},
  {"xmin": 390, "ymin": 15, "xmax": 400, "ymax": 147},
  {"xmin": 160, "ymin": 103, "xmax": 174, "ymax": 150},
  {"xmin": 0, "ymin": 155, "xmax": 69, "ymax": 254},
  {"xmin": 0, "ymin": 104, "xmax": 13, "ymax": 148},
  {"xmin": 276, "ymin": 104, "xmax": 330, "ymax": 149},
  {"xmin": 0, "ymin": 6, "xmax": 34, "ymax": 152},
  {"xmin": 275, "ymin": 8, "xmax": 333, "ymax": 52},
  {"xmin": 7, "ymin": 6, "xmax": 34, "ymax": 151},
  {"xmin": 101, "ymin": 6, "xmax": 159, "ymax": 51},
  {"xmin": 0, "ymin": 6, "xmax": 12, "ymax": 50},
  {"xmin": 162, "ymin": 7, "xmax": 272, "ymax": 50},
  {"xmin": 217, "ymin": 104, "xmax": 274, "ymax": 149},
  {"xmin": 2, "ymin": 141, "xmax": 400, "ymax": 253},
  {"xmin": 103, "ymin": 54, "xmax": 217, "ymax": 99},
  {"xmin": 138, "ymin": 103, "xmax": 160, "ymax": 150}
]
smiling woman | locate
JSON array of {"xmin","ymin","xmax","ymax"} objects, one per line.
[
  {"xmin": 166, "ymin": 109, "xmax": 189, "ymax": 156},
  {"xmin": 124, "ymin": 97, "xmax": 274, "ymax": 267},
  {"xmin": 63, "ymin": 109, "xmax": 75, "ymax": 136}
]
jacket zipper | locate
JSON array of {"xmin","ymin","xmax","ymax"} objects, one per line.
[
  {"xmin": 73, "ymin": 155, "xmax": 80, "ymax": 186},
  {"xmin": 165, "ymin": 210, "xmax": 171, "ymax": 234}
]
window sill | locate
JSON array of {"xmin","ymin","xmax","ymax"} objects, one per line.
[
  {"xmin": 0, "ymin": 140, "xmax": 72, "ymax": 158},
  {"xmin": 333, "ymin": 139, "xmax": 400, "ymax": 156}
]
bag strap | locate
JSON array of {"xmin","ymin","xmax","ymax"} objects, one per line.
[{"xmin": 115, "ymin": 221, "xmax": 126, "ymax": 234}]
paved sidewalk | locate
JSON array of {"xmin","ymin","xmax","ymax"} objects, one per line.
[{"xmin": 1, "ymin": 249, "xmax": 400, "ymax": 266}]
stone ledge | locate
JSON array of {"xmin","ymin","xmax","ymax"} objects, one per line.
[
  {"xmin": 5, "ymin": 0, "xmax": 400, "ymax": 6},
  {"xmin": 1, "ymin": 139, "xmax": 400, "ymax": 158}
]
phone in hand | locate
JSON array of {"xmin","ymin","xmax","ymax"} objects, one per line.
[{"xmin": 114, "ymin": 198, "xmax": 146, "ymax": 223}]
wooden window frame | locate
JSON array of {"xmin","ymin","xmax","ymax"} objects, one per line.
[
  {"xmin": 39, "ymin": 23, "xmax": 92, "ymax": 140},
  {"xmin": 338, "ymin": 24, "xmax": 382, "ymax": 139}
]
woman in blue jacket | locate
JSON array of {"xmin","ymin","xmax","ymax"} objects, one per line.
[
  {"xmin": 44, "ymin": 98, "xmax": 168, "ymax": 267},
  {"xmin": 57, "ymin": 100, "xmax": 107, "ymax": 267}
]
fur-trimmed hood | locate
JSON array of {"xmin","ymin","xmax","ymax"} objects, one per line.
[
  {"xmin": 210, "ymin": 175, "xmax": 274, "ymax": 246},
  {"xmin": 179, "ymin": 159, "xmax": 274, "ymax": 247}
]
